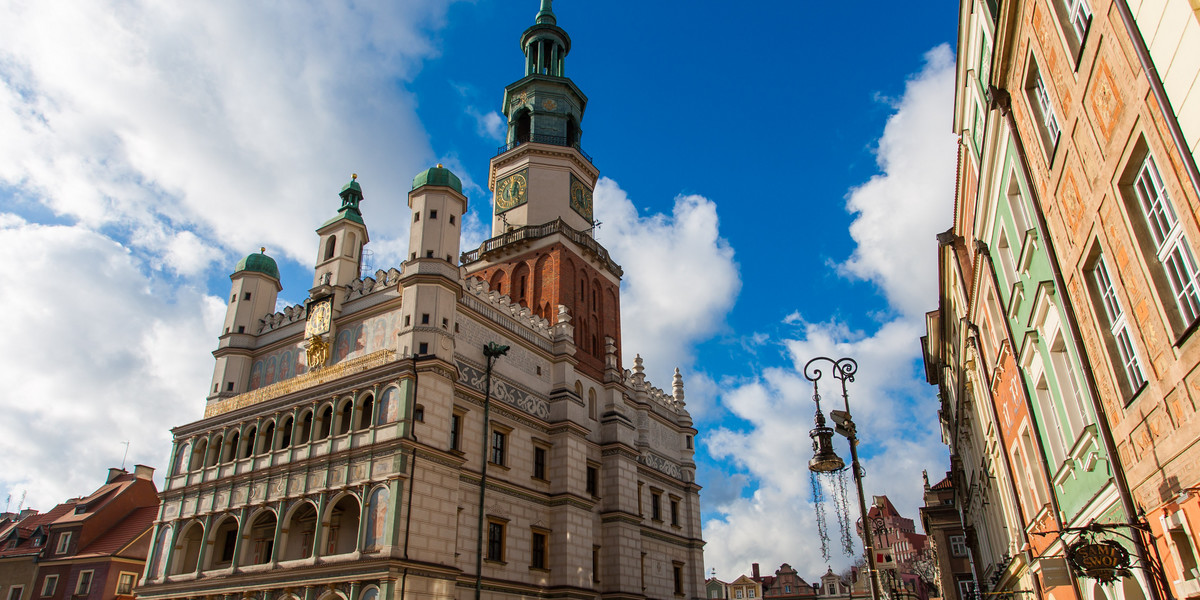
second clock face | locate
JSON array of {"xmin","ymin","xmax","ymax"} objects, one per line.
[
  {"xmin": 495, "ymin": 169, "xmax": 529, "ymax": 214},
  {"xmin": 305, "ymin": 297, "xmax": 332, "ymax": 337},
  {"xmin": 570, "ymin": 175, "xmax": 593, "ymax": 222}
]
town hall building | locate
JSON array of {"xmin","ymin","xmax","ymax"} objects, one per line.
[{"xmin": 135, "ymin": 3, "xmax": 705, "ymax": 600}]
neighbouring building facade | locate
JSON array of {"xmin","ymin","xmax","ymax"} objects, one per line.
[
  {"xmin": 927, "ymin": 2, "xmax": 1199, "ymax": 600},
  {"xmin": 136, "ymin": 3, "xmax": 704, "ymax": 600},
  {"xmin": 0, "ymin": 467, "xmax": 159, "ymax": 600},
  {"xmin": 919, "ymin": 472, "xmax": 975, "ymax": 600}
]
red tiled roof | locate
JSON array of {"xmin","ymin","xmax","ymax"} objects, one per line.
[
  {"xmin": 931, "ymin": 476, "xmax": 953, "ymax": 490},
  {"xmin": 72, "ymin": 506, "xmax": 157, "ymax": 559},
  {"xmin": 0, "ymin": 503, "xmax": 74, "ymax": 558}
]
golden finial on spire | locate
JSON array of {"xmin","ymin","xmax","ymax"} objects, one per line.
[
  {"xmin": 437, "ymin": 163, "xmax": 444, "ymax": 168},
  {"xmin": 260, "ymin": 247, "xmax": 266, "ymax": 254},
  {"xmin": 351, "ymin": 173, "xmax": 358, "ymax": 180}
]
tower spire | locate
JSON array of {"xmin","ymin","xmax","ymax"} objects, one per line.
[{"xmin": 535, "ymin": 0, "xmax": 555, "ymax": 25}]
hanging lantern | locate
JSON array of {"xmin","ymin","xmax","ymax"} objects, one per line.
[{"xmin": 810, "ymin": 409, "xmax": 845, "ymax": 473}]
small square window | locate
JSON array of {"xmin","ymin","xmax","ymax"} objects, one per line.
[
  {"xmin": 237, "ymin": 326, "xmax": 245, "ymax": 333},
  {"xmin": 226, "ymin": 382, "xmax": 234, "ymax": 392},
  {"xmin": 421, "ymin": 313, "xmax": 430, "ymax": 324},
  {"xmin": 414, "ymin": 212, "xmax": 420, "ymax": 222},
  {"xmin": 418, "ymin": 342, "xmax": 429, "ymax": 355},
  {"xmin": 243, "ymin": 292, "xmax": 251, "ymax": 300},
  {"xmin": 442, "ymin": 317, "xmax": 449, "ymax": 329},
  {"xmin": 430, "ymin": 209, "xmax": 438, "ymax": 219},
  {"xmin": 116, "ymin": 572, "xmax": 137, "ymax": 594},
  {"xmin": 449, "ymin": 215, "xmax": 456, "ymax": 225},
  {"xmin": 414, "ymin": 405, "xmax": 425, "ymax": 422},
  {"xmin": 425, "ymin": 250, "xmax": 434, "ymax": 258}
]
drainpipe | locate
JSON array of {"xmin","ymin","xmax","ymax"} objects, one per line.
[
  {"xmin": 991, "ymin": 86, "xmax": 1164, "ymax": 600},
  {"xmin": 475, "ymin": 342, "xmax": 509, "ymax": 600},
  {"xmin": 1112, "ymin": 0, "xmax": 1200, "ymax": 200}
]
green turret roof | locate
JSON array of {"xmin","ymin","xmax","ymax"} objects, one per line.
[
  {"xmin": 412, "ymin": 164, "xmax": 463, "ymax": 194},
  {"xmin": 320, "ymin": 174, "xmax": 366, "ymax": 229},
  {"xmin": 234, "ymin": 249, "xmax": 280, "ymax": 281}
]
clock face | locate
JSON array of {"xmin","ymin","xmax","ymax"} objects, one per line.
[
  {"xmin": 569, "ymin": 175, "xmax": 593, "ymax": 222},
  {"xmin": 495, "ymin": 169, "xmax": 529, "ymax": 214},
  {"xmin": 305, "ymin": 298, "xmax": 332, "ymax": 337}
]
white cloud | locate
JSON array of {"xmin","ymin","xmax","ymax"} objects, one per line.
[
  {"xmin": 838, "ymin": 44, "xmax": 958, "ymax": 319},
  {"xmin": 0, "ymin": 217, "xmax": 222, "ymax": 509},
  {"xmin": 700, "ymin": 45, "xmax": 956, "ymax": 579},
  {"xmin": 595, "ymin": 177, "xmax": 741, "ymax": 386},
  {"xmin": 468, "ymin": 107, "xmax": 506, "ymax": 142},
  {"xmin": 0, "ymin": 1, "xmax": 459, "ymax": 271}
]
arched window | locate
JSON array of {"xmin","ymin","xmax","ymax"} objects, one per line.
[
  {"xmin": 173, "ymin": 443, "xmax": 190, "ymax": 475},
  {"xmin": 190, "ymin": 439, "xmax": 207, "ymax": 471},
  {"xmin": 173, "ymin": 521, "xmax": 205, "ymax": 574},
  {"xmin": 324, "ymin": 236, "xmax": 337, "ymax": 260},
  {"xmin": 358, "ymin": 394, "xmax": 374, "ymax": 430},
  {"xmin": 150, "ymin": 524, "xmax": 172, "ymax": 578},
  {"xmin": 282, "ymin": 502, "xmax": 318, "ymax": 561},
  {"xmin": 515, "ymin": 110, "xmax": 531, "ymax": 144},
  {"xmin": 322, "ymin": 495, "xmax": 361, "ymax": 556},
  {"xmin": 364, "ymin": 486, "xmax": 390, "ymax": 551},
  {"xmin": 345, "ymin": 232, "xmax": 357, "ymax": 258},
  {"xmin": 241, "ymin": 510, "xmax": 278, "ymax": 566},
  {"xmin": 299, "ymin": 411, "xmax": 313, "ymax": 444},
  {"xmin": 574, "ymin": 380, "xmax": 583, "ymax": 399},
  {"xmin": 589, "ymin": 388, "xmax": 597, "ymax": 420},
  {"xmin": 317, "ymin": 406, "xmax": 333, "ymax": 440},
  {"xmin": 512, "ymin": 263, "xmax": 531, "ymax": 307},
  {"xmin": 489, "ymin": 270, "xmax": 506, "ymax": 297},
  {"xmin": 279, "ymin": 417, "xmax": 293, "ymax": 449},
  {"xmin": 207, "ymin": 515, "xmax": 240, "ymax": 570},
  {"xmin": 224, "ymin": 432, "xmax": 239, "ymax": 463},
  {"xmin": 242, "ymin": 427, "xmax": 257, "ymax": 459},
  {"xmin": 338, "ymin": 400, "xmax": 353, "ymax": 435},
  {"xmin": 206, "ymin": 435, "xmax": 222, "ymax": 468},
  {"xmin": 260, "ymin": 423, "xmax": 275, "ymax": 454}
]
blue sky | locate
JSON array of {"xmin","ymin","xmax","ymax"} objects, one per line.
[{"xmin": 0, "ymin": 0, "xmax": 957, "ymax": 581}]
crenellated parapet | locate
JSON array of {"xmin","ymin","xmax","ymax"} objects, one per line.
[
  {"xmin": 461, "ymin": 276, "xmax": 570, "ymax": 340},
  {"xmin": 257, "ymin": 303, "xmax": 307, "ymax": 334},
  {"xmin": 257, "ymin": 268, "xmax": 403, "ymax": 334}
]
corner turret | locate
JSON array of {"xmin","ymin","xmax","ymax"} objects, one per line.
[{"xmin": 210, "ymin": 248, "xmax": 281, "ymax": 399}]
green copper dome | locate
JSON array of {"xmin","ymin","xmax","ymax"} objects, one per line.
[
  {"xmin": 412, "ymin": 164, "xmax": 462, "ymax": 194},
  {"xmin": 233, "ymin": 249, "xmax": 280, "ymax": 281}
]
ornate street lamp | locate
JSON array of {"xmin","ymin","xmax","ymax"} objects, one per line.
[
  {"xmin": 475, "ymin": 342, "xmax": 510, "ymax": 600},
  {"xmin": 805, "ymin": 356, "xmax": 882, "ymax": 600}
]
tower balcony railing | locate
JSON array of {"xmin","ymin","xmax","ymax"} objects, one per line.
[
  {"xmin": 495, "ymin": 134, "xmax": 593, "ymax": 164},
  {"xmin": 460, "ymin": 218, "xmax": 622, "ymax": 277}
]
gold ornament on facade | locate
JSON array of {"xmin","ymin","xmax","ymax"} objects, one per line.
[{"xmin": 305, "ymin": 334, "xmax": 330, "ymax": 370}]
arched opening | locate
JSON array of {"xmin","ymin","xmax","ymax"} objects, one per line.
[
  {"xmin": 171, "ymin": 522, "xmax": 204, "ymax": 575},
  {"xmin": 358, "ymin": 394, "xmax": 374, "ymax": 430},
  {"xmin": 259, "ymin": 423, "xmax": 275, "ymax": 454},
  {"xmin": 345, "ymin": 232, "xmax": 357, "ymax": 258},
  {"xmin": 299, "ymin": 411, "xmax": 313, "ymax": 443},
  {"xmin": 240, "ymin": 510, "xmax": 277, "ymax": 566},
  {"xmin": 190, "ymin": 439, "xmax": 207, "ymax": 471},
  {"xmin": 1122, "ymin": 577, "xmax": 1147, "ymax": 600},
  {"xmin": 282, "ymin": 502, "xmax": 319, "ymax": 561},
  {"xmin": 242, "ymin": 427, "xmax": 257, "ymax": 459},
  {"xmin": 150, "ymin": 524, "xmax": 172, "ymax": 579},
  {"xmin": 280, "ymin": 417, "xmax": 293, "ymax": 449},
  {"xmin": 338, "ymin": 400, "xmax": 353, "ymax": 436},
  {"xmin": 205, "ymin": 435, "xmax": 222, "ymax": 468},
  {"xmin": 206, "ymin": 516, "xmax": 240, "ymax": 570},
  {"xmin": 589, "ymin": 388, "xmax": 597, "ymax": 420},
  {"xmin": 514, "ymin": 110, "xmax": 531, "ymax": 144},
  {"xmin": 512, "ymin": 263, "xmax": 531, "ymax": 307},
  {"xmin": 317, "ymin": 406, "xmax": 333, "ymax": 440},
  {"xmin": 322, "ymin": 495, "xmax": 361, "ymax": 556},
  {"xmin": 489, "ymin": 270, "xmax": 506, "ymax": 297},
  {"xmin": 574, "ymin": 380, "xmax": 583, "ymax": 399},
  {"xmin": 364, "ymin": 486, "xmax": 390, "ymax": 551},
  {"xmin": 543, "ymin": 302, "xmax": 552, "ymax": 321},
  {"xmin": 224, "ymin": 432, "xmax": 239, "ymax": 463},
  {"xmin": 324, "ymin": 236, "xmax": 337, "ymax": 260},
  {"xmin": 566, "ymin": 117, "xmax": 579, "ymax": 146}
]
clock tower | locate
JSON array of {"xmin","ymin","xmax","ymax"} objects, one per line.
[{"xmin": 466, "ymin": 0, "xmax": 619, "ymax": 381}]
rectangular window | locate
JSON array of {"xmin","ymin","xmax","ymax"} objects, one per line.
[
  {"xmin": 1068, "ymin": 0, "xmax": 1092, "ymax": 40},
  {"xmin": 737, "ymin": 590, "xmax": 744, "ymax": 599},
  {"xmin": 487, "ymin": 520, "xmax": 505, "ymax": 562},
  {"xmin": 586, "ymin": 465, "xmax": 598, "ymax": 496},
  {"xmin": 651, "ymin": 491, "xmax": 663, "ymax": 521},
  {"xmin": 8, "ymin": 586, "xmax": 25, "ymax": 600},
  {"xmin": 55, "ymin": 532, "xmax": 71, "ymax": 554},
  {"xmin": 950, "ymin": 534, "xmax": 968, "ymax": 557},
  {"xmin": 1132, "ymin": 153, "xmax": 1200, "ymax": 327},
  {"xmin": 490, "ymin": 430, "xmax": 506, "ymax": 466},
  {"xmin": 1025, "ymin": 60, "xmax": 1060, "ymax": 159},
  {"xmin": 116, "ymin": 572, "xmax": 137, "ymax": 594},
  {"xmin": 534, "ymin": 446, "xmax": 547, "ymax": 480},
  {"xmin": 958, "ymin": 579, "xmax": 976, "ymax": 600},
  {"xmin": 1034, "ymin": 72, "xmax": 1060, "ymax": 143},
  {"xmin": 450, "ymin": 413, "xmax": 461, "ymax": 451},
  {"xmin": 749, "ymin": 589, "xmax": 756, "ymax": 598},
  {"xmin": 594, "ymin": 546, "xmax": 602, "ymax": 583},
  {"xmin": 40, "ymin": 575, "xmax": 57, "ymax": 597},
  {"xmin": 1090, "ymin": 253, "xmax": 1147, "ymax": 396},
  {"xmin": 674, "ymin": 562, "xmax": 685, "ymax": 596},
  {"xmin": 531, "ymin": 530, "xmax": 548, "ymax": 569},
  {"xmin": 671, "ymin": 498, "xmax": 680, "ymax": 526},
  {"xmin": 637, "ymin": 481, "xmax": 644, "ymax": 516},
  {"xmin": 75, "ymin": 571, "xmax": 93, "ymax": 595}
]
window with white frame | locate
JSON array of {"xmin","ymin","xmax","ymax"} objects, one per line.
[
  {"xmin": 116, "ymin": 572, "xmax": 137, "ymax": 595},
  {"xmin": 1131, "ymin": 153, "xmax": 1200, "ymax": 329},
  {"xmin": 1067, "ymin": 0, "xmax": 1092, "ymax": 40},
  {"xmin": 950, "ymin": 534, "xmax": 968, "ymax": 557},
  {"xmin": 1090, "ymin": 252, "xmax": 1147, "ymax": 397},
  {"xmin": 1025, "ymin": 59, "xmax": 1060, "ymax": 158},
  {"xmin": 39, "ymin": 575, "xmax": 57, "ymax": 597},
  {"xmin": 1034, "ymin": 375, "xmax": 1068, "ymax": 466},
  {"xmin": 75, "ymin": 570, "xmax": 94, "ymax": 595},
  {"xmin": 1165, "ymin": 511, "xmax": 1200, "ymax": 581},
  {"xmin": 8, "ymin": 585, "xmax": 25, "ymax": 600},
  {"xmin": 958, "ymin": 578, "xmax": 976, "ymax": 600},
  {"xmin": 1048, "ymin": 331, "xmax": 1090, "ymax": 438},
  {"xmin": 55, "ymin": 531, "xmax": 71, "ymax": 555}
]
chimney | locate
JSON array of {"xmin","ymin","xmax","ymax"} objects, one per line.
[
  {"xmin": 107, "ymin": 468, "xmax": 126, "ymax": 483},
  {"xmin": 752, "ymin": 563, "xmax": 760, "ymax": 579},
  {"xmin": 19, "ymin": 508, "xmax": 38, "ymax": 521},
  {"xmin": 134, "ymin": 464, "xmax": 155, "ymax": 480}
]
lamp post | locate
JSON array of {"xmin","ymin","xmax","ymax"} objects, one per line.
[
  {"xmin": 805, "ymin": 356, "xmax": 882, "ymax": 600},
  {"xmin": 475, "ymin": 341, "xmax": 510, "ymax": 600}
]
